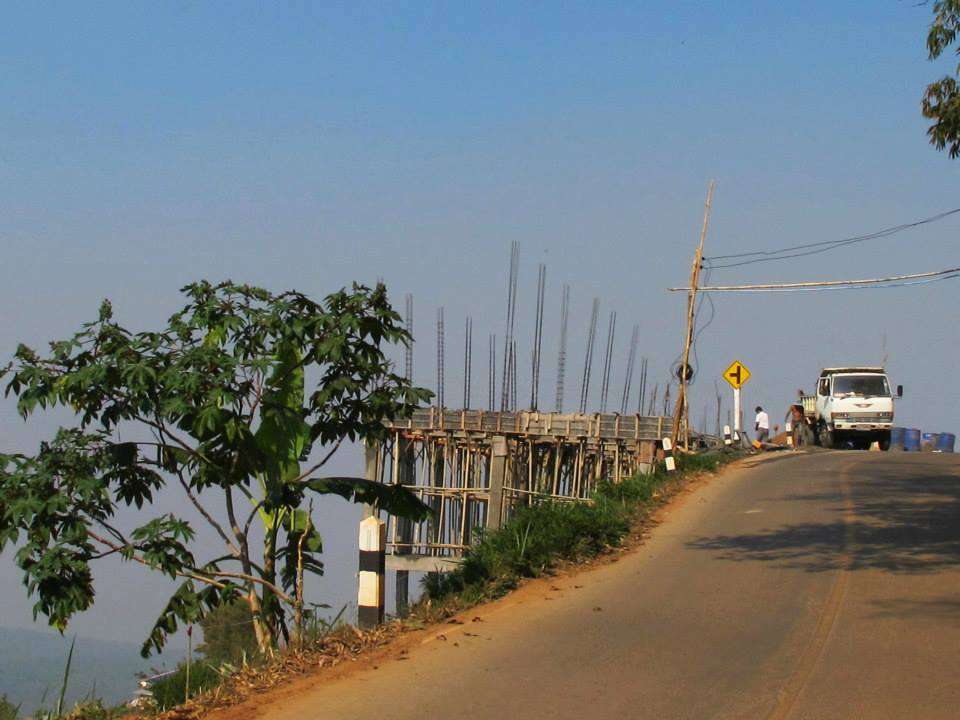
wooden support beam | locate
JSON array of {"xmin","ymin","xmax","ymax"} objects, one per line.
[{"xmin": 487, "ymin": 436, "xmax": 508, "ymax": 530}]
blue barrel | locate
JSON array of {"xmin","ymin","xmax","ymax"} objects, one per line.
[
  {"xmin": 904, "ymin": 428, "xmax": 922, "ymax": 451},
  {"xmin": 936, "ymin": 433, "xmax": 956, "ymax": 453},
  {"xmin": 922, "ymin": 432, "xmax": 941, "ymax": 451},
  {"xmin": 889, "ymin": 427, "xmax": 906, "ymax": 451}
]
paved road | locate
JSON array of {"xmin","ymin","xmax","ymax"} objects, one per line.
[{"xmin": 250, "ymin": 452, "xmax": 960, "ymax": 720}]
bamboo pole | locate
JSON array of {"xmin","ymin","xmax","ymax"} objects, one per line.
[{"xmin": 672, "ymin": 181, "xmax": 715, "ymax": 450}]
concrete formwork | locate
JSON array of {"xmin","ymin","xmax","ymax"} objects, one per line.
[{"xmin": 365, "ymin": 408, "xmax": 669, "ymax": 572}]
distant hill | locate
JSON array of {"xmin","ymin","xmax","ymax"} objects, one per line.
[{"xmin": 0, "ymin": 627, "xmax": 175, "ymax": 714}]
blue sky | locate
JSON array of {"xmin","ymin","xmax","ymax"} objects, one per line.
[{"xmin": 1, "ymin": 1, "xmax": 957, "ymax": 651}]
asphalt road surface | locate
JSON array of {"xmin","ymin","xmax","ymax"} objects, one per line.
[{"xmin": 248, "ymin": 451, "xmax": 960, "ymax": 720}]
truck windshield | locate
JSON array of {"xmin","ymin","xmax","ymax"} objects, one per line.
[{"xmin": 832, "ymin": 375, "xmax": 890, "ymax": 398}]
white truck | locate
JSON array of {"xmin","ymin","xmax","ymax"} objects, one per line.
[{"xmin": 806, "ymin": 367, "xmax": 902, "ymax": 450}]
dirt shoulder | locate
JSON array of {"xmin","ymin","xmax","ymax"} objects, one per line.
[{"xmin": 177, "ymin": 456, "xmax": 745, "ymax": 720}]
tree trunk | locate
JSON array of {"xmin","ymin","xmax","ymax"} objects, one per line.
[
  {"xmin": 293, "ymin": 518, "xmax": 308, "ymax": 646},
  {"xmin": 260, "ymin": 524, "xmax": 281, "ymax": 650},
  {"xmin": 246, "ymin": 586, "xmax": 273, "ymax": 654}
]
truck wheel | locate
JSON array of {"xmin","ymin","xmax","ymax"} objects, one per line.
[
  {"xmin": 877, "ymin": 431, "xmax": 891, "ymax": 451},
  {"xmin": 819, "ymin": 424, "xmax": 835, "ymax": 449}
]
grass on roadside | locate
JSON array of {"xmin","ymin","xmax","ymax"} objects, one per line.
[
  {"xmin": 422, "ymin": 450, "xmax": 735, "ymax": 608},
  {"xmin": 146, "ymin": 663, "xmax": 223, "ymax": 712}
]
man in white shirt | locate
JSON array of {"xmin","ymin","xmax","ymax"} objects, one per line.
[{"xmin": 755, "ymin": 406, "xmax": 770, "ymax": 444}]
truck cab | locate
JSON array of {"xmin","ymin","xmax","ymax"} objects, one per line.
[{"xmin": 814, "ymin": 367, "xmax": 901, "ymax": 450}]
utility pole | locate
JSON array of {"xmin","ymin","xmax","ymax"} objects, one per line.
[{"xmin": 672, "ymin": 181, "xmax": 715, "ymax": 450}]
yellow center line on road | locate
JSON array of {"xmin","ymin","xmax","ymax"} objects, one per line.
[{"xmin": 765, "ymin": 459, "xmax": 858, "ymax": 720}]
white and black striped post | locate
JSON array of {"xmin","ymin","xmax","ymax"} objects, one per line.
[
  {"xmin": 785, "ymin": 421, "xmax": 794, "ymax": 448},
  {"xmin": 358, "ymin": 515, "xmax": 386, "ymax": 629},
  {"xmin": 662, "ymin": 437, "xmax": 676, "ymax": 472},
  {"xmin": 723, "ymin": 425, "xmax": 732, "ymax": 446}
]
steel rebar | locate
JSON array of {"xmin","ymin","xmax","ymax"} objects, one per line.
[
  {"xmin": 637, "ymin": 357, "xmax": 648, "ymax": 414},
  {"xmin": 488, "ymin": 335, "xmax": 496, "ymax": 411},
  {"xmin": 599, "ymin": 311, "xmax": 616, "ymax": 413},
  {"xmin": 578, "ymin": 298, "xmax": 600, "ymax": 414},
  {"xmin": 404, "ymin": 294, "xmax": 413, "ymax": 383},
  {"xmin": 530, "ymin": 263, "xmax": 546, "ymax": 410},
  {"xmin": 500, "ymin": 242, "xmax": 520, "ymax": 412},
  {"xmin": 555, "ymin": 284, "xmax": 570, "ymax": 413},
  {"xmin": 463, "ymin": 316, "xmax": 473, "ymax": 409},
  {"xmin": 620, "ymin": 324, "xmax": 639, "ymax": 414},
  {"xmin": 436, "ymin": 307, "xmax": 445, "ymax": 409}
]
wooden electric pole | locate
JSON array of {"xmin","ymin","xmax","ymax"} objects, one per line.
[{"xmin": 672, "ymin": 181, "xmax": 715, "ymax": 450}]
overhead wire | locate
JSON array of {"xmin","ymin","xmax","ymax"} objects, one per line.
[
  {"xmin": 698, "ymin": 271, "xmax": 960, "ymax": 293},
  {"xmin": 704, "ymin": 207, "xmax": 960, "ymax": 269},
  {"xmin": 670, "ymin": 265, "xmax": 960, "ymax": 292}
]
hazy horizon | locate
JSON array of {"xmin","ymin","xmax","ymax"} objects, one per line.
[{"xmin": 2, "ymin": 1, "xmax": 957, "ymax": 663}]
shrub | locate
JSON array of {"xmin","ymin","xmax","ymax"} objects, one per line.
[
  {"xmin": 198, "ymin": 601, "xmax": 258, "ymax": 665},
  {"xmin": 0, "ymin": 695, "xmax": 19, "ymax": 720},
  {"xmin": 147, "ymin": 662, "xmax": 222, "ymax": 710}
]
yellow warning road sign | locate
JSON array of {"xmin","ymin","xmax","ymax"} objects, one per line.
[{"xmin": 723, "ymin": 360, "xmax": 752, "ymax": 390}]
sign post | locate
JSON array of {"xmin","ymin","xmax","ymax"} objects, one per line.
[{"xmin": 722, "ymin": 360, "xmax": 752, "ymax": 441}]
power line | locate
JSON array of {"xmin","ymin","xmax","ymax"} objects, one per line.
[
  {"xmin": 704, "ymin": 207, "xmax": 960, "ymax": 269},
  {"xmin": 703, "ymin": 272, "xmax": 960, "ymax": 293},
  {"xmin": 668, "ymin": 265, "xmax": 960, "ymax": 292}
]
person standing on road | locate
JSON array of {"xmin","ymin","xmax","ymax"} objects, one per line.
[
  {"xmin": 785, "ymin": 403, "xmax": 806, "ymax": 449},
  {"xmin": 755, "ymin": 406, "xmax": 770, "ymax": 445}
]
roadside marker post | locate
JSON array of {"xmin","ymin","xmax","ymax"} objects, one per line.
[
  {"xmin": 662, "ymin": 437, "xmax": 676, "ymax": 472},
  {"xmin": 723, "ymin": 425, "xmax": 732, "ymax": 446},
  {"xmin": 358, "ymin": 515, "xmax": 386, "ymax": 629},
  {"xmin": 785, "ymin": 421, "xmax": 794, "ymax": 447}
]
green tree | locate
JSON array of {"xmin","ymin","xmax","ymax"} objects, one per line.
[
  {"xmin": 0, "ymin": 694, "xmax": 20, "ymax": 720},
  {"xmin": 197, "ymin": 600, "xmax": 257, "ymax": 664},
  {"xmin": 0, "ymin": 281, "xmax": 431, "ymax": 656},
  {"xmin": 923, "ymin": 1, "xmax": 960, "ymax": 156}
]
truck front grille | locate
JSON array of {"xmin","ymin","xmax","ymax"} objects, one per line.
[{"xmin": 836, "ymin": 413, "xmax": 892, "ymax": 423}]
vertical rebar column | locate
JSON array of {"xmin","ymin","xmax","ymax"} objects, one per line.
[
  {"xmin": 620, "ymin": 323, "xmax": 638, "ymax": 414},
  {"xmin": 555, "ymin": 284, "xmax": 570, "ymax": 412},
  {"xmin": 530, "ymin": 263, "xmax": 546, "ymax": 410},
  {"xmin": 578, "ymin": 298, "xmax": 600, "ymax": 414},
  {"xmin": 488, "ymin": 334, "xmax": 496, "ymax": 411},
  {"xmin": 599, "ymin": 311, "xmax": 616, "ymax": 413},
  {"xmin": 636, "ymin": 358, "xmax": 644, "ymax": 415},
  {"xmin": 463, "ymin": 316, "xmax": 473, "ymax": 409},
  {"xmin": 500, "ymin": 242, "xmax": 519, "ymax": 412},
  {"xmin": 510, "ymin": 340, "xmax": 518, "ymax": 411},
  {"xmin": 404, "ymin": 294, "xmax": 413, "ymax": 383},
  {"xmin": 436, "ymin": 307, "xmax": 445, "ymax": 410}
]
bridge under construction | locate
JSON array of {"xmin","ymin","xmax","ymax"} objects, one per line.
[
  {"xmin": 358, "ymin": 241, "xmax": 718, "ymax": 616},
  {"xmin": 364, "ymin": 408, "xmax": 672, "ymax": 570}
]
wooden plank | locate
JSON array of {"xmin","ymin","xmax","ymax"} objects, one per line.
[{"xmin": 385, "ymin": 555, "xmax": 462, "ymax": 573}]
